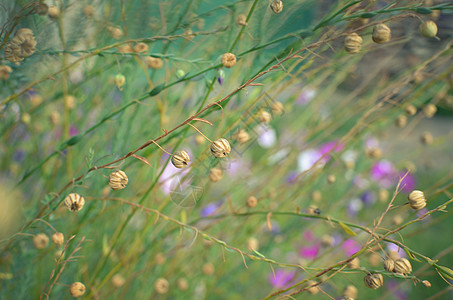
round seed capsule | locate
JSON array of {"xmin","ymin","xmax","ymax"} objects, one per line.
[
  {"xmin": 383, "ymin": 259, "xmax": 395, "ymax": 272},
  {"xmin": 364, "ymin": 273, "xmax": 384, "ymax": 289},
  {"xmin": 395, "ymin": 115, "xmax": 407, "ymax": 128},
  {"xmin": 343, "ymin": 285, "xmax": 358, "ymax": 299},
  {"xmin": 109, "ymin": 170, "xmax": 128, "ymax": 190},
  {"xmin": 52, "ymin": 232, "xmax": 64, "ymax": 246},
  {"xmin": 270, "ymin": 0, "xmax": 283, "ymax": 14},
  {"xmin": 372, "ymin": 24, "xmax": 391, "ymax": 43},
  {"xmin": 209, "ymin": 167, "xmax": 223, "ymax": 182},
  {"xmin": 420, "ymin": 131, "xmax": 433, "ymax": 145},
  {"xmin": 69, "ymin": 282, "xmax": 86, "ymax": 298},
  {"xmin": 422, "ymin": 104, "xmax": 437, "ymax": 118},
  {"xmin": 394, "ymin": 258, "xmax": 412, "ymax": 275},
  {"xmin": 247, "ymin": 196, "xmax": 258, "ymax": 208},
  {"xmin": 171, "ymin": 151, "xmax": 191, "ymax": 168},
  {"xmin": 344, "ymin": 33, "xmax": 363, "ymax": 54},
  {"xmin": 408, "ymin": 190, "xmax": 426, "ymax": 210},
  {"xmin": 33, "ymin": 233, "xmax": 49, "ymax": 249},
  {"xmin": 64, "ymin": 193, "xmax": 85, "ymax": 212},
  {"xmin": 210, "ymin": 138, "xmax": 231, "ymax": 158},
  {"xmin": 221, "ymin": 53, "xmax": 236, "ymax": 68},
  {"xmin": 235, "ymin": 129, "xmax": 250, "ymax": 144},
  {"xmin": 405, "ymin": 105, "xmax": 417, "ymax": 116},
  {"xmin": 419, "ymin": 21, "xmax": 438, "ymax": 38},
  {"xmin": 155, "ymin": 278, "xmax": 169, "ymax": 294}
]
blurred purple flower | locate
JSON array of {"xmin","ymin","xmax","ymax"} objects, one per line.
[
  {"xmin": 13, "ymin": 150, "xmax": 25, "ymax": 162},
  {"xmin": 217, "ymin": 75, "xmax": 224, "ymax": 85},
  {"xmin": 399, "ymin": 171, "xmax": 416, "ymax": 193},
  {"xmin": 297, "ymin": 88, "xmax": 316, "ymax": 105},
  {"xmin": 257, "ymin": 124, "xmax": 276, "ymax": 148},
  {"xmin": 298, "ymin": 149, "xmax": 322, "ymax": 172},
  {"xmin": 361, "ymin": 191, "xmax": 375, "ymax": 206},
  {"xmin": 416, "ymin": 208, "xmax": 431, "ymax": 222},
  {"xmin": 319, "ymin": 140, "xmax": 344, "ymax": 158},
  {"xmin": 299, "ymin": 244, "xmax": 319, "ymax": 260},
  {"xmin": 269, "ymin": 269, "xmax": 296, "ymax": 288},
  {"xmin": 342, "ymin": 239, "xmax": 361, "ymax": 257},
  {"xmin": 286, "ymin": 172, "xmax": 298, "ymax": 184},
  {"xmin": 69, "ymin": 125, "xmax": 79, "ymax": 137},
  {"xmin": 159, "ymin": 155, "xmax": 191, "ymax": 195},
  {"xmin": 370, "ymin": 160, "xmax": 398, "ymax": 188},
  {"xmin": 201, "ymin": 201, "xmax": 223, "ymax": 217},
  {"xmin": 386, "ymin": 280, "xmax": 408, "ymax": 300},
  {"xmin": 347, "ymin": 198, "xmax": 363, "ymax": 216},
  {"xmin": 387, "ymin": 243, "xmax": 407, "ymax": 258}
]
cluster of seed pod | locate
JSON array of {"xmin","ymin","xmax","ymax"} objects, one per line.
[
  {"xmin": 364, "ymin": 273, "xmax": 384, "ymax": 289},
  {"xmin": 408, "ymin": 190, "xmax": 427, "ymax": 210},
  {"xmin": 4, "ymin": 28, "xmax": 37, "ymax": 63}
]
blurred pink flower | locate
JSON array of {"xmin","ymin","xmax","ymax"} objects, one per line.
[
  {"xmin": 342, "ymin": 239, "xmax": 361, "ymax": 256},
  {"xmin": 370, "ymin": 160, "xmax": 398, "ymax": 188},
  {"xmin": 297, "ymin": 88, "xmax": 316, "ymax": 105},
  {"xmin": 269, "ymin": 269, "xmax": 296, "ymax": 288},
  {"xmin": 399, "ymin": 171, "xmax": 416, "ymax": 193},
  {"xmin": 299, "ymin": 244, "xmax": 319, "ymax": 260}
]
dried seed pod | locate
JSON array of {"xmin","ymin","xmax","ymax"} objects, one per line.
[
  {"xmin": 419, "ymin": 21, "xmax": 438, "ymax": 38},
  {"xmin": 145, "ymin": 56, "xmax": 163, "ymax": 69},
  {"xmin": 48, "ymin": 6, "xmax": 60, "ymax": 18},
  {"xmin": 4, "ymin": 28, "xmax": 37, "ymax": 63},
  {"xmin": 383, "ymin": 259, "xmax": 395, "ymax": 272},
  {"xmin": 177, "ymin": 278, "xmax": 189, "ymax": 291},
  {"xmin": 235, "ymin": 129, "xmax": 250, "ymax": 144},
  {"xmin": 312, "ymin": 190, "xmax": 322, "ymax": 202},
  {"xmin": 366, "ymin": 147, "xmax": 382, "ymax": 159},
  {"xmin": 259, "ymin": 111, "xmax": 271, "ymax": 123},
  {"xmin": 247, "ymin": 237, "xmax": 259, "ymax": 251},
  {"xmin": 343, "ymin": 285, "xmax": 358, "ymax": 298},
  {"xmin": 65, "ymin": 95, "xmax": 76, "ymax": 110},
  {"xmin": 195, "ymin": 135, "xmax": 205, "ymax": 145},
  {"xmin": 372, "ymin": 24, "xmax": 391, "ymax": 43},
  {"xmin": 271, "ymin": 101, "xmax": 284, "ymax": 115},
  {"xmin": 33, "ymin": 233, "xmax": 49, "ymax": 249},
  {"xmin": 64, "ymin": 193, "xmax": 85, "ymax": 212},
  {"xmin": 327, "ymin": 174, "xmax": 336, "ymax": 184},
  {"xmin": 171, "ymin": 151, "xmax": 191, "ymax": 168},
  {"xmin": 405, "ymin": 105, "xmax": 417, "ymax": 116},
  {"xmin": 408, "ymin": 190, "xmax": 426, "ymax": 210},
  {"xmin": 115, "ymin": 73, "xmax": 126, "ymax": 90},
  {"xmin": 236, "ymin": 14, "xmax": 248, "ymax": 26},
  {"xmin": 35, "ymin": 3, "xmax": 49, "ymax": 15},
  {"xmin": 202, "ymin": 262, "xmax": 215, "ymax": 275},
  {"xmin": 420, "ymin": 131, "xmax": 433, "ymax": 145},
  {"xmin": 321, "ymin": 234, "xmax": 334, "ymax": 247},
  {"xmin": 49, "ymin": 111, "xmax": 60, "ymax": 126},
  {"xmin": 347, "ymin": 257, "xmax": 360, "ymax": 269},
  {"xmin": 109, "ymin": 170, "xmax": 128, "ymax": 190},
  {"xmin": 112, "ymin": 274, "xmax": 125, "ymax": 288},
  {"xmin": 422, "ymin": 104, "xmax": 437, "ymax": 118},
  {"xmin": 155, "ymin": 278, "xmax": 169, "ymax": 294},
  {"xmin": 221, "ymin": 53, "xmax": 236, "ymax": 68},
  {"xmin": 306, "ymin": 280, "xmax": 320, "ymax": 295},
  {"xmin": 422, "ymin": 280, "xmax": 431, "ymax": 288},
  {"xmin": 364, "ymin": 273, "xmax": 384, "ymax": 289},
  {"xmin": 134, "ymin": 42, "xmax": 148, "ymax": 53},
  {"xmin": 52, "ymin": 232, "xmax": 64, "ymax": 246},
  {"xmin": 394, "ymin": 258, "xmax": 412, "ymax": 275},
  {"xmin": 69, "ymin": 282, "xmax": 86, "ymax": 298},
  {"xmin": 107, "ymin": 26, "xmax": 123, "ymax": 39},
  {"xmin": 392, "ymin": 214, "xmax": 403, "ymax": 226},
  {"xmin": 395, "ymin": 115, "xmax": 407, "ymax": 128},
  {"xmin": 210, "ymin": 138, "xmax": 231, "ymax": 158},
  {"xmin": 154, "ymin": 253, "xmax": 166, "ymax": 265},
  {"xmin": 247, "ymin": 196, "xmax": 258, "ymax": 208},
  {"xmin": 270, "ymin": 0, "xmax": 283, "ymax": 14},
  {"xmin": 378, "ymin": 189, "xmax": 389, "ymax": 203},
  {"xmin": 0, "ymin": 65, "xmax": 12, "ymax": 80},
  {"xmin": 83, "ymin": 5, "xmax": 95, "ymax": 17},
  {"xmin": 344, "ymin": 33, "xmax": 363, "ymax": 54},
  {"xmin": 209, "ymin": 167, "xmax": 223, "ymax": 182}
]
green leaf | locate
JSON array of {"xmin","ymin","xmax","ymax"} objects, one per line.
[
  {"xmin": 360, "ymin": 12, "xmax": 377, "ymax": 18},
  {"xmin": 415, "ymin": 7, "xmax": 432, "ymax": 15},
  {"xmin": 403, "ymin": 248, "xmax": 421, "ymax": 262},
  {"xmin": 252, "ymin": 249, "xmax": 266, "ymax": 258},
  {"xmin": 338, "ymin": 222, "xmax": 357, "ymax": 236},
  {"xmin": 149, "ymin": 83, "xmax": 165, "ymax": 96},
  {"xmin": 436, "ymin": 265, "xmax": 453, "ymax": 280}
]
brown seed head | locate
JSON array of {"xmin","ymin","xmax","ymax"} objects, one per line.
[
  {"xmin": 235, "ymin": 129, "xmax": 250, "ymax": 144},
  {"xmin": 177, "ymin": 278, "xmax": 189, "ymax": 291},
  {"xmin": 109, "ymin": 170, "xmax": 129, "ymax": 190},
  {"xmin": 372, "ymin": 23, "xmax": 391, "ymax": 43},
  {"xmin": 271, "ymin": 101, "xmax": 284, "ymax": 115},
  {"xmin": 202, "ymin": 262, "xmax": 215, "ymax": 275},
  {"xmin": 306, "ymin": 280, "xmax": 320, "ymax": 295},
  {"xmin": 236, "ymin": 14, "xmax": 248, "ymax": 26},
  {"xmin": 364, "ymin": 273, "xmax": 384, "ymax": 289},
  {"xmin": 107, "ymin": 26, "xmax": 123, "ymax": 39},
  {"xmin": 155, "ymin": 278, "xmax": 169, "ymax": 294},
  {"xmin": 394, "ymin": 258, "xmax": 412, "ymax": 275},
  {"xmin": 420, "ymin": 131, "xmax": 434, "ymax": 145},
  {"xmin": 344, "ymin": 33, "xmax": 363, "ymax": 54},
  {"xmin": 52, "ymin": 232, "xmax": 64, "ymax": 246},
  {"xmin": 210, "ymin": 138, "xmax": 231, "ymax": 158},
  {"xmin": 83, "ymin": 5, "xmax": 95, "ymax": 17},
  {"xmin": 321, "ymin": 234, "xmax": 334, "ymax": 247},
  {"xmin": 221, "ymin": 53, "xmax": 237, "ymax": 68},
  {"xmin": 145, "ymin": 56, "xmax": 163, "ymax": 69},
  {"xmin": 405, "ymin": 105, "xmax": 417, "ymax": 116},
  {"xmin": 383, "ymin": 259, "xmax": 395, "ymax": 272},
  {"xmin": 0, "ymin": 65, "xmax": 13, "ymax": 80},
  {"xmin": 111, "ymin": 274, "xmax": 126, "ymax": 288},
  {"xmin": 65, "ymin": 95, "xmax": 76, "ymax": 110},
  {"xmin": 408, "ymin": 190, "xmax": 426, "ymax": 210},
  {"xmin": 395, "ymin": 115, "xmax": 407, "ymax": 128},
  {"xmin": 343, "ymin": 285, "xmax": 358, "ymax": 298},
  {"xmin": 419, "ymin": 21, "xmax": 438, "ymax": 38},
  {"xmin": 347, "ymin": 257, "xmax": 360, "ymax": 269},
  {"xmin": 422, "ymin": 280, "xmax": 431, "ymax": 288},
  {"xmin": 171, "ymin": 151, "xmax": 191, "ymax": 168},
  {"xmin": 33, "ymin": 233, "xmax": 49, "ymax": 249},
  {"xmin": 247, "ymin": 196, "xmax": 258, "ymax": 208},
  {"xmin": 327, "ymin": 174, "xmax": 336, "ymax": 184},
  {"xmin": 270, "ymin": 0, "xmax": 284, "ymax": 14},
  {"xmin": 134, "ymin": 42, "xmax": 148, "ymax": 53},
  {"xmin": 259, "ymin": 111, "xmax": 271, "ymax": 123},
  {"xmin": 69, "ymin": 282, "xmax": 86, "ymax": 298},
  {"xmin": 209, "ymin": 167, "xmax": 223, "ymax": 182},
  {"xmin": 48, "ymin": 6, "xmax": 60, "ymax": 18},
  {"xmin": 422, "ymin": 104, "xmax": 437, "ymax": 118},
  {"xmin": 64, "ymin": 193, "xmax": 85, "ymax": 212}
]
